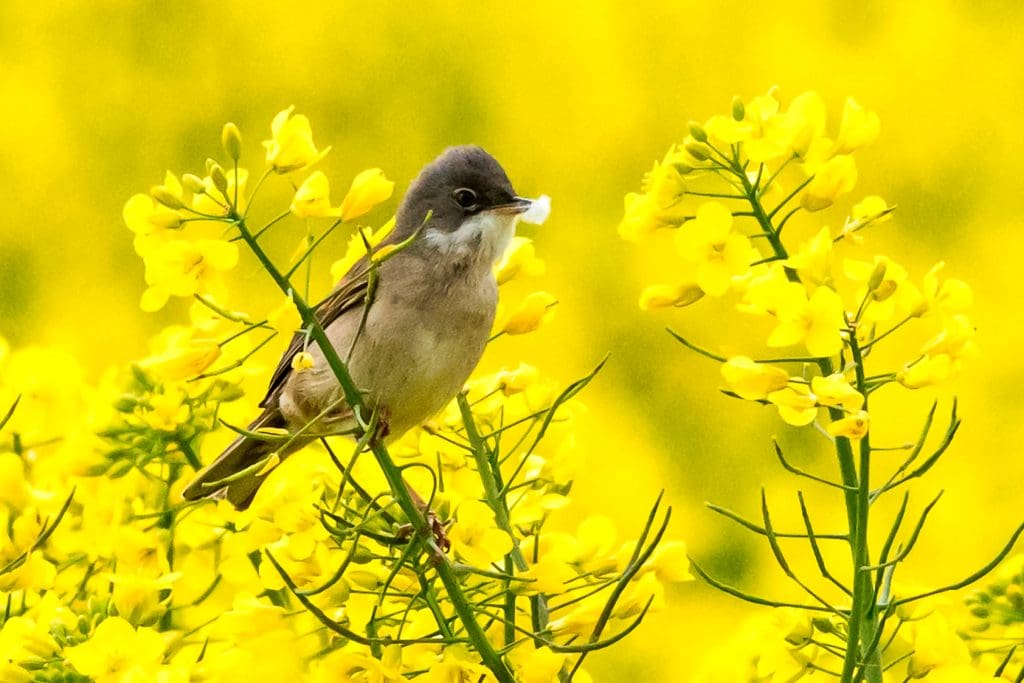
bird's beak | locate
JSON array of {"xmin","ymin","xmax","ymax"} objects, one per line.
[{"xmin": 489, "ymin": 197, "xmax": 534, "ymax": 215}]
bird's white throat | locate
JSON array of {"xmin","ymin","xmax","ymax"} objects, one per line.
[{"xmin": 424, "ymin": 210, "xmax": 519, "ymax": 265}]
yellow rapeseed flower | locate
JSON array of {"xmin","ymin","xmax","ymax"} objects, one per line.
[
  {"xmin": 62, "ymin": 617, "xmax": 166, "ymax": 683},
  {"xmin": 262, "ymin": 106, "xmax": 331, "ymax": 174},
  {"xmin": 449, "ymin": 500, "xmax": 513, "ymax": 568},
  {"xmin": 766, "ymin": 284, "xmax": 846, "ymax": 357},
  {"xmin": 495, "ymin": 236, "xmax": 546, "ymax": 285},
  {"xmin": 339, "ymin": 168, "xmax": 394, "ymax": 222},
  {"xmin": 495, "ymin": 291, "xmax": 557, "ymax": 336},
  {"xmin": 289, "ymin": 171, "xmax": 341, "ymax": 218},
  {"xmin": 827, "ymin": 410, "xmax": 870, "ymax": 439},
  {"xmin": 638, "ymin": 282, "xmax": 704, "ymax": 310},
  {"xmin": 801, "ymin": 154, "xmax": 858, "ymax": 211},
  {"xmin": 834, "ymin": 97, "xmax": 881, "ymax": 154},
  {"xmin": 721, "ymin": 356, "xmax": 790, "ymax": 401},
  {"xmin": 140, "ymin": 239, "xmax": 239, "ymax": 311},
  {"xmin": 675, "ymin": 202, "xmax": 755, "ymax": 296},
  {"xmin": 810, "ymin": 373, "xmax": 864, "ymax": 412}
]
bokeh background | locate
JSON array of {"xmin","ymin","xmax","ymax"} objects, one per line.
[{"xmin": 2, "ymin": 1, "xmax": 1023, "ymax": 679}]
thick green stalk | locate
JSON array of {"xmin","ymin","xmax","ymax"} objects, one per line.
[{"xmin": 232, "ymin": 214, "xmax": 515, "ymax": 683}]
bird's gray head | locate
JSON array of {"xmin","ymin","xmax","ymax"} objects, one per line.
[{"xmin": 396, "ymin": 146, "xmax": 530, "ymax": 264}]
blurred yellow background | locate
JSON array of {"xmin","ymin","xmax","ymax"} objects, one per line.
[{"xmin": 2, "ymin": 1, "xmax": 1023, "ymax": 679}]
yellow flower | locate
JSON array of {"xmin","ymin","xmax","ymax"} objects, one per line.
[
  {"xmin": 767, "ymin": 284, "xmax": 846, "ymax": 357},
  {"xmin": 898, "ymin": 354, "xmax": 956, "ymax": 389},
  {"xmin": 851, "ymin": 195, "xmax": 892, "ymax": 224},
  {"xmin": 449, "ymin": 500, "xmax": 514, "ymax": 567},
  {"xmin": 495, "ymin": 236, "xmax": 546, "ymax": 284},
  {"xmin": 810, "ymin": 373, "xmax": 864, "ymax": 412},
  {"xmin": 140, "ymin": 239, "xmax": 239, "ymax": 311},
  {"xmin": 108, "ymin": 571, "xmax": 180, "ymax": 625},
  {"xmin": 421, "ymin": 645, "xmax": 490, "ymax": 683},
  {"xmin": 721, "ymin": 356, "xmax": 790, "ymax": 401},
  {"xmin": 638, "ymin": 282, "xmax": 704, "ymax": 310},
  {"xmin": 801, "ymin": 154, "xmax": 858, "ymax": 211},
  {"xmin": 138, "ymin": 330, "xmax": 221, "ymax": 381},
  {"xmin": 262, "ymin": 106, "xmax": 331, "ymax": 174},
  {"xmin": 290, "ymin": 170, "xmax": 341, "ymax": 218},
  {"xmin": 291, "ymin": 351, "xmax": 315, "ymax": 373},
  {"xmin": 767, "ymin": 385, "xmax": 818, "ymax": 426},
  {"xmin": 617, "ymin": 153, "xmax": 687, "ymax": 240},
  {"xmin": 340, "ymin": 168, "xmax": 394, "ymax": 222},
  {"xmin": 784, "ymin": 226, "xmax": 833, "ymax": 286},
  {"xmin": 140, "ymin": 386, "xmax": 189, "ymax": 431},
  {"xmin": 921, "ymin": 313, "xmax": 978, "ymax": 359},
  {"xmin": 675, "ymin": 202, "xmax": 755, "ymax": 296},
  {"xmin": 122, "ymin": 193, "xmax": 181, "ymax": 255},
  {"xmin": 508, "ymin": 645, "xmax": 566, "ymax": 683},
  {"xmin": 843, "ymin": 255, "xmax": 910, "ymax": 323},
  {"xmin": 329, "ymin": 219, "xmax": 396, "ymax": 282},
  {"xmin": 515, "ymin": 554, "xmax": 575, "ymax": 595},
  {"xmin": 906, "ymin": 613, "xmax": 971, "ymax": 678},
  {"xmin": 494, "ymin": 362, "xmax": 540, "ymax": 395},
  {"xmin": 495, "ymin": 291, "xmax": 557, "ymax": 336},
  {"xmin": 827, "ymin": 410, "xmax": 870, "ymax": 439},
  {"xmin": 267, "ymin": 296, "xmax": 303, "ymax": 335},
  {"xmin": 782, "ymin": 91, "xmax": 827, "ymax": 157},
  {"xmin": 834, "ymin": 97, "xmax": 881, "ymax": 154},
  {"xmin": 63, "ymin": 617, "xmax": 165, "ymax": 683}
]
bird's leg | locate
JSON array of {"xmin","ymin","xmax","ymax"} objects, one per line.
[{"xmin": 393, "ymin": 472, "xmax": 451, "ymax": 557}]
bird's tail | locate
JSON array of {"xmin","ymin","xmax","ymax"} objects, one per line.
[{"xmin": 182, "ymin": 408, "xmax": 301, "ymax": 510}]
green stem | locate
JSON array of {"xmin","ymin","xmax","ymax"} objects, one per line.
[
  {"xmin": 232, "ymin": 213, "xmax": 514, "ymax": 683},
  {"xmin": 458, "ymin": 394, "xmax": 551, "ymax": 636}
]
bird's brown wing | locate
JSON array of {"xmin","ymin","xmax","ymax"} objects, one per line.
[{"xmin": 259, "ymin": 258, "xmax": 373, "ymax": 408}]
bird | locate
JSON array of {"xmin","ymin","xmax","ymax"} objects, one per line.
[{"xmin": 182, "ymin": 146, "xmax": 539, "ymax": 509}]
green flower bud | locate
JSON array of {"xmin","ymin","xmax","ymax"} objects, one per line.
[
  {"xmin": 732, "ymin": 96, "xmax": 745, "ymax": 121},
  {"xmin": 867, "ymin": 260, "xmax": 887, "ymax": 292},
  {"xmin": 210, "ymin": 164, "xmax": 229, "ymax": 196},
  {"xmin": 684, "ymin": 141, "xmax": 710, "ymax": 161},
  {"xmin": 350, "ymin": 542, "xmax": 375, "ymax": 564},
  {"xmin": 688, "ymin": 121, "xmax": 708, "ymax": 143},
  {"xmin": 113, "ymin": 394, "xmax": 139, "ymax": 412},
  {"xmin": 150, "ymin": 186, "xmax": 184, "ymax": 210},
  {"xmin": 970, "ymin": 605, "xmax": 989, "ymax": 618},
  {"xmin": 222, "ymin": 122, "xmax": 243, "ymax": 162},
  {"xmin": 182, "ymin": 173, "xmax": 206, "ymax": 194}
]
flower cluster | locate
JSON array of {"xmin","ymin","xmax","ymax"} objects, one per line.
[
  {"xmin": 620, "ymin": 87, "xmax": 975, "ymax": 437},
  {"xmin": 0, "ymin": 108, "xmax": 686, "ymax": 683},
  {"xmin": 619, "ymin": 90, "xmax": 1011, "ymax": 683}
]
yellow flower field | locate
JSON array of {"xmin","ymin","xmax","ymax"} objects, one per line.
[{"xmin": 2, "ymin": 3, "xmax": 1024, "ymax": 681}]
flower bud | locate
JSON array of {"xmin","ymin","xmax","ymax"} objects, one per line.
[
  {"xmin": 182, "ymin": 173, "xmax": 206, "ymax": 194},
  {"xmin": 205, "ymin": 158, "xmax": 219, "ymax": 176},
  {"xmin": 867, "ymin": 260, "xmax": 887, "ymax": 292},
  {"xmin": 150, "ymin": 186, "xmax": 184, "ymax": 210},
  {"xmin": 731, "ymin": 96, "xmax": 745, "ymax": 121},
  {"xmin": 687, "ymin": 121, "xmax": 708, "ymax": 143},
  {"xmin": 222, "ymin": 122, "xmax": 243, "ymax": 162},
  {"xmin": 291, "ymin": 351, "xmax": 315, "ymax": 372},
  {"xmin": 210, "ymin": 164, "xmax": 229, "ymax": 197},
  {"xmin": 684, "ymin": 141, "xmax": 709, "ymax": 161}
]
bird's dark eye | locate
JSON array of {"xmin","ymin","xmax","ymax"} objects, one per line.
[{"xmin": 452, "ymin": 188, "xmax": 479, "ymax": 210}]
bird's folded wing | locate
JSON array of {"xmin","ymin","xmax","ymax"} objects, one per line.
[{"xmin": 259, "ymin": 262, "xmax": 372, "ymax": 408}]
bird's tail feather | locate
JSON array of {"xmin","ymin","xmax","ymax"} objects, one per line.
[{"xmin": 182, "ymin": 409, "xmax": 299, "ymax": 510}]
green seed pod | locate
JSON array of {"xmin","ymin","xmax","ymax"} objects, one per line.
[{"xmin": 222, "ymin": 122, "xmax": 243, "ymax": 162}]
